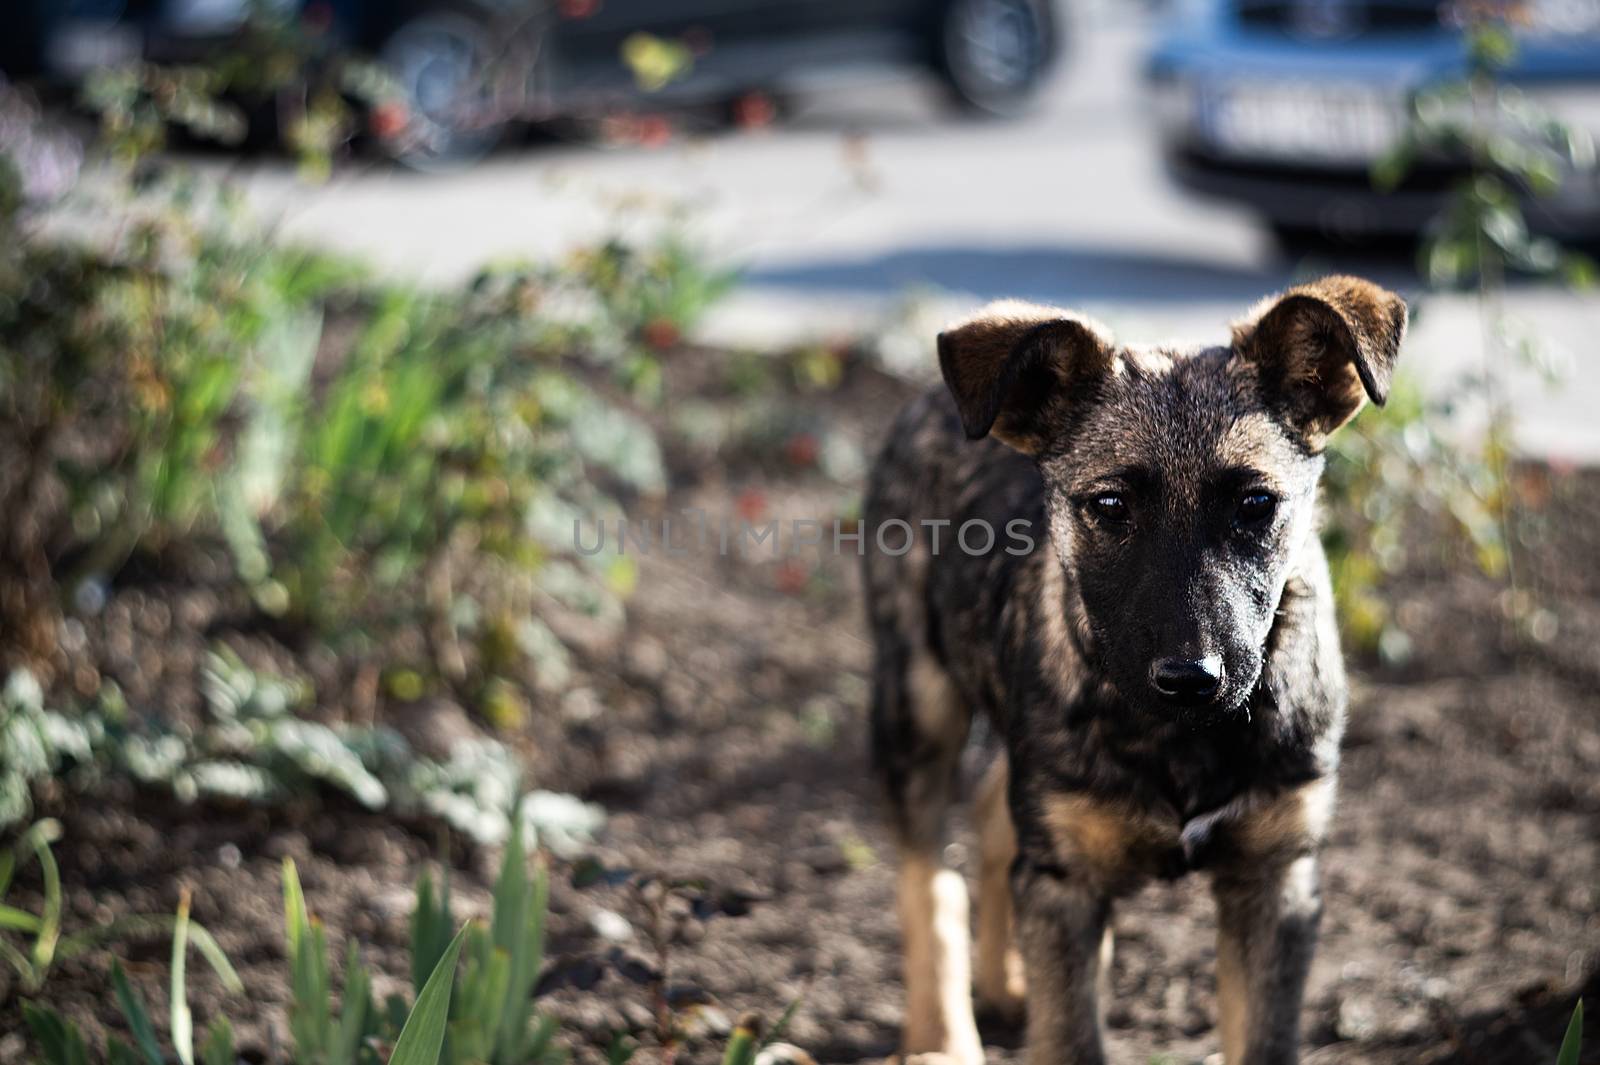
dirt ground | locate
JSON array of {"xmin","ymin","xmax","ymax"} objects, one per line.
[{"xmin": 3, "ymin": 347, "xmax": 1598, "ymax": 1065}]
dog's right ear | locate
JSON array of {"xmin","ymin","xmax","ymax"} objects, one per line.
[{"xmin": 936, "ymin": 300, "xmax": 1115, "ymax": 454}]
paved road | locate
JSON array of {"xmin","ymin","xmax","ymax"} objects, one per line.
[{"xmin": 229, "ymin": 7, "xmax": 1600, "ymax": 460}]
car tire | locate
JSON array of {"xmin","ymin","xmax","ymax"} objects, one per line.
[
  {"xmin": 377, "ymin": 6, "xmax": 510, "ymax": 170},
  {"xmin": 936, "ymin": 0, "xmax": 1057, "ymax": 117}
]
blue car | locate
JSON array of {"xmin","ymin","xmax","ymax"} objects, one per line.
[{"xmin": 1145, "ymin": 0, "xmax": 1600, "ymax": 240}]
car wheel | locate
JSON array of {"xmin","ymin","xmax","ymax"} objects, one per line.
[
  {"xmin": 378, "ymin": 7, "xmax": 509, "ymax": 170},
  {"xmin": 937, "ymin": 0, "xmax": 1055, "ymax": 117}
]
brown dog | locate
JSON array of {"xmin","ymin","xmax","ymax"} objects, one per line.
[{"xmin": 861, "ymin": 277, "xmax": 1406, "ymax": 1065}]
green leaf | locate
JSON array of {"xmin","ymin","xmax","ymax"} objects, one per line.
[
  {"xmin": 762, "ymin": 995, "xmax": 805, "ymax": 1049},
  {"xmin": 490, "ymin": 820, "xmax": 547, "ymax": 1063},
  {"xmin": 172, "ymin": 893, "xmax": 194, "ymax": 1065},
  {"xmin": 109, "ymin": 1038, "xmax": 146, "ymax": 1065},
  {"xmin": 283, "ymin": 856, "xmax": 333, "ymax": 1059},
  {"xmin": 606, "ymin": 1034, "xmax": 637, "ymax": 1065},
  {"xmin": 721, "ymin": 1017, "xmax": 759, "ymax": 1065},
  {"xmin": 411, "ymin": 866, "xmax": 454, "ymax": 997},
  {"xmin": 23, "ymin": 1001, "xmax": 91, "ymax": 1065},
  {"xmin": 200, "ymin": 1018, "xmax": 235, "ymax": 1065},
  {"xmin": 283, "ymin": 856, "xmax": 309, "ymax": 957},
  {"xmin": 112, "ymin": 960, "xmax": 166, "ymax": 1065},
  {"xmin": 56, "ymin": 915, "xmax": 243, "ymax": 994},
  {"xmin": 26, "ymin": 820, "xmax": 63, "ymax": 978},
  {"xmin": 390, "ymin": 923, "xmax": 469, "ymax": 1065},
  {"xmin": 520, "ymin": 1012, "xmax": 561, "ymax": 1065},
  {"xmin": 1557, "ymin": 1000, "xmax": 1583, "ymax": 1065},
  {"xmin": 0, "ymin": 935, "xmax": 36, "ymax": 984},
  {"xmin": 334, "ymin": 940, "xmax": 371, "ymax": 1065},
  {"xmin": 0, "ymin": 902, "xmax": 42, "ymax": 932}
]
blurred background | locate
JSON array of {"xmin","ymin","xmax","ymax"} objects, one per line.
[{"xmin": 1, "ymin": 2, "xmax": 1597, "ymax": 1064}]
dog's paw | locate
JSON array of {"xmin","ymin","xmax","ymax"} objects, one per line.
[
  {"xmin": 974, "ymin": 946, "xmax": 1027, "ymax": 1022},
  {"xmin": 973, "ymin": 988, "xmax": 1025, "ymax": 1025}
]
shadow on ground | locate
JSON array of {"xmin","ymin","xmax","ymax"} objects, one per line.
[{"xmin": 744, "ymin": 242, "xmax": 1427, "ymax": 305}]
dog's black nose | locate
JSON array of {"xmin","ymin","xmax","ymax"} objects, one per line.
[{"xmin": 1150, "ymin": 656, "xmax": 1223, "ymax": 706}]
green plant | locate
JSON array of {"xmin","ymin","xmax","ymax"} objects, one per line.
[
  {"xmin": 22, "ymin": 889, "xmax": 467, "ymax": 1065},
  {"xmin": 282, "ymin": 817, "xmax": 564, "ymax": 1065},
  {"xmin": 1558, "ymin": 999, "xmax": 1583, "ymax": 1065},
  {"xmin": 0, "ymin": 670, "xmax": 101, "ymax": 830},
  {"xmin": 391, "ymin": 925, "xmax": 472, "ymax": 1065},
  {"xmin": 23, "ymin": 892, "xmax": 238, "ymax": 1065},
  {"xmin": 0, "ymin": 650, "xmax": 602, "ymax": 847},
  {"xmin": 1, "ymin": 86, "xmax": 731, "ymax": 752},
  {"xmin": 408, "ymin": 815, "xmax": 561, "ymax": 1065},
  {"xmin": 83, "ymin": 2, "xmax": 399, "ymax": 178},
  {"xmin": 283, "ymin": 858, "xmax": 380, "ymax": 1065},
  {"xmin": 22, "ymin": 811, "xmax": 811, "ymax": 1065},
  {"xmin": 0, "ymin": 820, "xmax": 239, "ymax": 997},
  {"xmin": 1329, "ymin": 6, "xmax": 1598, "ymax": 654}
]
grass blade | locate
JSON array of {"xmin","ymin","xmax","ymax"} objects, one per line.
[
  {"xmin": 172, "ymin": 890, "xmax": 194, "ymax": 1065},
  {"xmin": 57, "ymin": 915, "xmax": 243, "ymax": 994},
  {"xmin": 23, "ymin": 1001, "xmax": 91, "ymax": 1065},
  {"xmin": 201, "ymin": 1018, "xmax": 235, "ymax": 1065},
  {"xmin": 185, "ymin": 921, "xmax": 244, "ymax": 994},
  {"xmin": 606, "ymin": 1034, "xmax": 637, "ymax": 1065},
  {"xmin": 28, "ymin": 821, "xmax": 63, "ymax": 978},
  {"xmin": 0, "ymin": 902, "xmax": 42, "ymax": 933},
  {"xmin": 1557, "ymin": 1000, "xmax": 1583, "ymax": 1065},
  {"xmin": 111, "ymin": 959, "xmax": 166, "ymax": 1065},
  {"xmin": 390, "ymin": 923, "xmax": 469, "ymax": 1065},
  {"xmin": 410, "ymin": 866, "xmax": 453, "ymax": 997},
  {"xmin": 762, "ymin": 994, "xmax": 805, "ymax": 1049},
  {"xmin": 334, "ymin": 940, "xmax": 371, "ymax": 1065},
  {"xmin": 720, "ymin": 1014, "xmax": 760, "ymax": 1065},
  {"xmin": 0, "ymin": 936, "xmax": 35, "ymax": 983},
  {"xmin": 521, "ymin": 1012, "xmax": 560, "ymax": 1065},
  {"xmin": 108, "ymin": 1039, "xmax": 145, "ymax": 1065},
  {"xmin": 283, "ymin": 857, "xmax": 308, "ymax": 957},
  {"xmin": 492, "ymin": 825, "xmax": 547, "ymax": 1063}
]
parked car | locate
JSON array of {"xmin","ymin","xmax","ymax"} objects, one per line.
[
  {"xmin": 5, "ymin": 0, "xmax": 1065, "ymax": 167},
  {"xmin": 1145, "ymin": 0, "xmax": 1600, "ymax": 241}
]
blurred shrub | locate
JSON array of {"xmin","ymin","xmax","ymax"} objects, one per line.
[
  {"xmin": 0, "ymin": 818, "xmax": 240, "ymax": 998},
  {"xmin": 83, "ymin": 4, "xmax": 399, "ymax": 178},
  {"xmin": 0, "ymin": 655, "xmax": 606, "ymax": 850},
  {"xmin": 1320, "ymin": 378, "xmax": 1514, "ymax": 660},
  {"xmin": 1331, "ymin": 8, "xmax": 1597, "ymax": 657},
  {"xmin": 0, "ymin": 86, "xmax": 738, "ymax": 708}
]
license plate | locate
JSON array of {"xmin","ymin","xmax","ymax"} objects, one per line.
[{"xmin": 1198, "ymin": 82, "xmax": 1406, "ymax": 165}]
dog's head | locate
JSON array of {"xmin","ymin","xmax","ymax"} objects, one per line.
[{"xmin": 937, "ymin": 275, "xmax": 1406, "ymax": 718}]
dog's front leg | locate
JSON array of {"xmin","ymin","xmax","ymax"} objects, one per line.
[
  {"xmin": 1013, "ymin": 859, "xmax": 1112, "ymax": 1065},
  {"xmin": 1212, "ymin": 855, "xmax": 1322, "ymax": 1065}
]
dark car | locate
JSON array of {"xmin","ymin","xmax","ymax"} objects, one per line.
[
  {"xmin": 7, "ymin": 0, "xmax": 1063, "ymax": 167},
  {"xmin": 1145, "ymin": 0, "xmax": 1600, "ymax": 241}
]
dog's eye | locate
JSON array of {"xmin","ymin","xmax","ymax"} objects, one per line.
[
  {"xmin": 1090, "ymin": 493, "xmax": 1130, "ymax": 523},
  {"xmin": 1236, "ymin": 491, "xmax": 1277, "ymax": 526}
]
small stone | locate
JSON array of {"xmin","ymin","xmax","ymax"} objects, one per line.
[
  {"xmin": 1336, "ymin": 995, "xmax": 1378, "ymax": 1041},
  {"xmin": 591, "ymin": 908, "xmax": 632, "ymax": 943},
  {"xmin": 621, "ymin": 999, "xmax": 656, "ymax": 1031},
  {"xmin": 626, "ymin": 636, "xmax": 669, "ymax": 681}
]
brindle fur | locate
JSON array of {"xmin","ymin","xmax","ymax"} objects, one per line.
[{"xmin": 862, "ymin": 277, "xmax": 1406, "ymax": 1065}]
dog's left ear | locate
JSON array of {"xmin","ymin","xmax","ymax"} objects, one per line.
[{"xmin": 1232, "ymin": 275, "xmax": 1407, "ymax": 449}]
